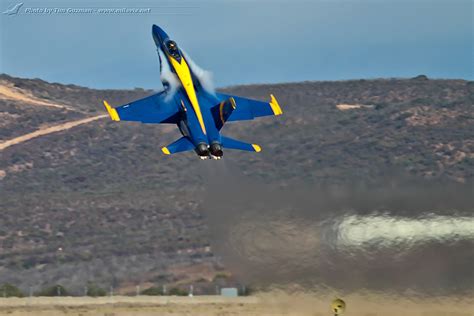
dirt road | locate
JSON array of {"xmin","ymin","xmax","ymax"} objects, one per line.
[
  {"xmin": 0, "ymin": 293, "xmax": 471, "ymax": 316},
  {"xmin": 0, "ymin": 115, "xmax": 107, "ymax": 151}
]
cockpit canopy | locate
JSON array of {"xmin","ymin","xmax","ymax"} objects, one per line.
[{"xmin": 165, "ymin": 40, "xmax": 181, "ymax": 60}]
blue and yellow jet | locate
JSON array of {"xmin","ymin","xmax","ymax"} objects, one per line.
[{"xmin": 103, "ymin": 25, "xmax": 283, "ymax": 159}]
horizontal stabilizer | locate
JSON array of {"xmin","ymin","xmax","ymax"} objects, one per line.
[
  {"xmin": 161, "ymin": 137, "xmax": 194, "ymax": 155},
  {"xmin": 221, "ymin": 136, "xmax": 261, "ymax": 152}
]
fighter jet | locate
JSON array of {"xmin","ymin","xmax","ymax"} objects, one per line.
[{"xmin": 102, "ymin": 25, "xmax": 283, "ymax": 159}]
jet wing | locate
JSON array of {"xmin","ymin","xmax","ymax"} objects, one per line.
[
  {"xmin": 103, "ymin": 91, "xmax": 180, "ymax": 124},
  {"xmin": 215, "ymin": 93, "xmax": 283, "ymax": 122}
]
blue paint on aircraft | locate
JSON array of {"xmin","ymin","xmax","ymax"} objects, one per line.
[{"xmin": 103, "ymin": 25, "xmax": 283, "ymax": 159}]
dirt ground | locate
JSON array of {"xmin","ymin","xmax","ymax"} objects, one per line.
[{"xmin": 0, "ymin": 292, "xmax": 472, "ymax": 316}]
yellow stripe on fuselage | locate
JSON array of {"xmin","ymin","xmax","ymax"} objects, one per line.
[{"xmin": 168, "ymin": 56, "xmax": 207, "ymax": 135}]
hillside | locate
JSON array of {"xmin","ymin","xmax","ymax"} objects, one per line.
[{"xmin": 0, "ymin": 74, "xmax": 473, "ymax": 294}]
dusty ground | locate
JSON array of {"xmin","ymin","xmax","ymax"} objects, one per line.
[
  {"xmin": 0, "ymin": 292, "xmax": 472, "ymax": 316},
  {"xmin": 0, "ymin": 115, "xmax": 107, "ymax": 151},
  {"xmin": 0, "ymin": 83, "xmax": 69, "ymax": 109}
]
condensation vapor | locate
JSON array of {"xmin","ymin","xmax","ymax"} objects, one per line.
[
  {"xmin": 158, "ymin": 48, "xmax": 180, "ymax": 100},
  {"xmin": 199, "ymin": 161, "xmax": 474, "ymax": 296},
  {"xmin": 157, "ymin": 48, "xmax": 215, "ymax": 99},
  {"xmin": 182, "ymin": 50, "xmax": 216, "ymax": 95}
]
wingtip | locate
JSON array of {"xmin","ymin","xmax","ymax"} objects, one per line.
[
  {"xmin": 252, "ymin": 144, "xmax": 262, "ymax": 152},
  {"xmin": 161, "ymin": 147, "xmax": 171, "ymax": 155},
  {"xmin": 269, "ymin": 94, "xmax": 283, "ymax": 116},
  {"xmin": 102, "ymin": 100, "xmax": 120, "ymax": 121}
]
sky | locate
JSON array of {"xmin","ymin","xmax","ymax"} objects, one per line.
[{"xmin": 0, "ymin": 0, "xmax": 472, "ymax": 89}]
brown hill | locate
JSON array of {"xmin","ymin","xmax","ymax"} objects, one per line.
[{"xmin": 0, "ymin": 74, "xmax": 472, "ymax": 294}]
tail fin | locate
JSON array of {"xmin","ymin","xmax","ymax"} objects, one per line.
[
  {"xmin": 161, "ymin": 137, "xmax": 194, "ymax": 155},
  {"xmin": 211, "ymin": 97, "xmax": 236, "ymax": 130},
  {"xmin": 221, "ymin": 135, "xmax": 261, "ymax": 152}
]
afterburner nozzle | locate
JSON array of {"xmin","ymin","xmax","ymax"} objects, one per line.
[
  {"xmin": 195, "ymin": 143, "xmax": 209, "ymax": 157},
  {"xmin": 210, "ymin": 142, "xmax": 223, "ymax": 157}
]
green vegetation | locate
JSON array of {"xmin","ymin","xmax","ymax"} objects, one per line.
[
  {"xmin": 85, "ymin": 283, "xmax": 107, "ymax": 297},
  {"xmin": 35, "ymin": 285, "xmax": 69, "ymax": 297},
  {"xmin": 141, "ymin": 286, "xmax": 165, "ymax": 296},
  {"xmin": 0, "ymin": 283, "xmax": 24, "ymax": 297},
  {"xmin": 239, "ymin": 285, "xmax": 254, "ymax": 296},
  {"xmin": 168, "ymin": 287, "xmax": 188, "ymax": 296}
]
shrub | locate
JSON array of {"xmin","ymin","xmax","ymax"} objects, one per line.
[
  {"xmin": 240, "ymin": 285, "xmax": 258, "ymax": 296},
  {"xmin": 141, "ymin": 286, "xmax": 164, "ymax": 296},
  {"xmin": 35, "ymin": 284, "xmax": 68, "ymax": 297},
  {"xmin": 0, "ymin": 283, "xmax": 24, "ymax": 297},
  {"xmin": 168, "ymin": 287, "xmax": 187, "ymax": 296},
  {"xmin": 86, "ymin": 283, "xmax": 106, "ymax": 297}
]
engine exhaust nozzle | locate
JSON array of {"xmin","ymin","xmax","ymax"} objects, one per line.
[
  {"xmin": 195, "ymin": 143, "xmax": 209, "ymax": 157},
  {"xmin": 210, "ymin": 142, "xmax": 223, "ymax": 157}
]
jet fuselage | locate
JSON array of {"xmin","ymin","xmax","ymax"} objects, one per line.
[
  {"xmin": 152, "ymin": 24, "xmax": 222, "ymax": 158},
  {"xmin": 102, "ymin": 25, "xmax": 282, "ymax": 159}
]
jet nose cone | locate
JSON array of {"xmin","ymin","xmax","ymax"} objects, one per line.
[
  {"xmin": 152, "ymin": 24, "xmax": 169, "ymax": 42},
  {"xmin": 152, "ymin": 25, "xmax": 170, "ymax": 47},
  {"xmin": 152, "ymin": 24, "xmax": 160, "ymax": 33}
]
